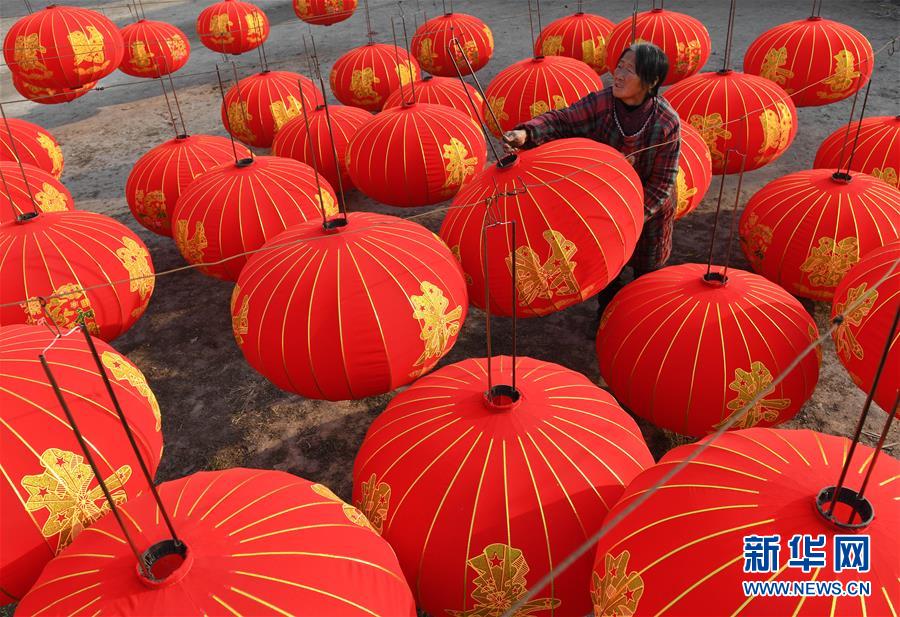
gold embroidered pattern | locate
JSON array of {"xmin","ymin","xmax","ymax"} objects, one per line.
[
  {"xmin": 451, "ymin": 40, "xmax": 479, "ymax": 69},
  {"xmin": 270, "ymin": 95, "xmax": 303, "ymax": 132},
  {"xmin": 356, "ymin": 473, "xmax": 390, "ymax": 534},
  {"xmin": 14, "ymin": 33, "xmax": 51, "ymax": 78},
  {"xmin": 758, "ymin": 47, "xmax": 794, "ymax": 86},
  {"xmin": 486, "ymin": 96, "xmax": 509, "ymax": 134},
  {"xmin": 208, "ymin": 14, "xmax": 234, "ymax": 44},
  {"xmin": 442, "ymin": 137, "xmax": 478, "ymax": 190},
  {"xmin": 755, "ymin": 102, "xmax": 793, "ymax": 164},
  {"xmin": 175, "ymin": 219, "xmax": 208, "ymax": 264},
  {"xmin": 675, "ymin": 168, "xmax": 697, "ymax": 217},
  {"xmin": 675, "ymin": 39, "xmax": 702, "ymax": 76},
  {"xmin": 418, "ymin": 37, "xmax": 439, "ymax": 71},
  {"xmin": 716, "ymin": 362, "xmax": 791, "ymax": 430},
  {"xmin": 166, "ymin": 36, "xmax": 188, "ymax": 60},
  {"xmin": 129, "ymin": 40, "xmax": 154, "ymax": 72},
  {"xmin": 315, "ymin": 190, "xmax": 339, "ymax": 217},
  {"xmin": 583, "ymin": 35, "xmax": 607, "ymax": 71},
  {"xmin": 116, "ymin": 236, "xmax": 154, "ymax": 303},
  {"xmin": 410, "ymin": 281, "xmax": 462, "ymax": 370},
  {"xmin": 450, "ymin": 245, "xmax": 474, "ymax": 285},
  {"xmin": 35, "ymin": 182, "xmax": 68, "ymax": 213},
  {"xmin": 310, "ymin": 483, "xmax": 374, "ymax": 530},
  {"xmin": 833, "ymin": 283, "xmax": 877, "ymax": 362},
  {"xmin": 800, "ymin": 237, "xmax": 859, "ymax": 288},
  {"xmin": 21, "ymin": 448, "xmax": 131, "ymax": 553},
  {"xmin": 232, "ymin": 290, "xmax": 249, "ymax": 346},
  {"xmin": 871, "ymin": 167, "xmax": 898, "ymax": 188},
  {"xmin": 396, "ymin": 59, "xmax": 417, "ymax": 86},
  {"xmin": 817, "ymin": 50, "xmax": 860, "ymax": 100},
  {"xmin": 591, "ymin": 551, "xmax": 644, "ymax": 617},
  {"xmin": 689, "ymin": 113, "xmax": 732, "ymax": 168},
  {"xmin": 808, "ymin": 324, "xmax": 823, "ymax": 365},
  {"xmin": 740, "ymin": 212, "xmax": 773, "ymax": 267},
  {"xmin": 529, "ymin": 95, "xmax": 567, "ymax": 118},
  {"xmin": 541, "ymin": 35, "xmax": 565, "ymax": 57},
  {"xmin": 36, "ymin": 132, "xmax": 63, "ymax": 177},
  {"xmin": 245, "ymin": 12, "xmax": 266, "ymax": 43},
  {"xmin": 25, "ymin": 284, "xmax": 100, "ymax": 334},
  {"xmin": 349, "ymin": 67, "xmax": 381, "ymax": 105},
  {"xmin": 68, "ymin": 26, "xmax": 109, "ymax": 77},
  {"xmin": 450, "ymin": 543, "xmax": 560, "ymax": 617},
  {"xmin": 102, "ymin": 351, "xmax": 162, "ymax": 431},
  {"xmin": 295, "ymin": 0, "xmax": 309, "ymax": 15},
  {"xmin": 226, "ymin": 101, "xmax": 256, "ymax": 143},
  {"xmin": 483, "ymin": 26, "xmax": 494, "ymax": 52},
  {"xmin": 134, "ymin": 189, "xmax": 168, "ymax": 230},
  {"xmin": 506, "ymin": 229, "xmax": 579, "ymax": 307}
]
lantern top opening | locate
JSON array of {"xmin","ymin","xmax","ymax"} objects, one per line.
[
  {"xmin": 831, "ymin": 171, "xmax": 853, "ymax": 184},
  {"xmin": 716, "ymin": 68, "xmax": 734, "ymax": 76},
  {"xmin": 138, "ymin": 539, "xmax": 192, "ymax": 588},
  {"xmin": 16, "ymin": 211, "xmax": 40, "ymax": 225},
  {"xmin": 651, "ymin": 7, "xmax": 664, "ymax": 12},
  {"xmin": 176, "ymin": 133, "xmax": 189, "ymax": 140},
  {"xmin": 235, "ymin": 157, "xmax": 254, "ymax": 168},
  {"xmin": 322, "ymin": 217, "xmax": 348, "ymax": 231},
  {"xmin": 496, "ymin": 153, "xmax": 519, "ymax": 169},
  {"xmin": 483, "ymin": 384, "xmax": 522, "ymax": 411},
  {"xmin": 702, "ymin": 271, "xmax": 728, "ymax": 286},
  {"xmin": 422, "ymin": 75, "xmax": 434, "ymax": 82},
  {"xmin": 815, "ymin": 486, "xmax": 874, "ymax": 529}
]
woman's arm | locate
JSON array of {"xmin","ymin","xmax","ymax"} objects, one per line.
[
  {"xmin": 643, "ymin": 121, "xmax": 681, "ymax": 219},
  {"xmin": 512, "ymin": 90, "xmax": 607, "ymax": 148}
]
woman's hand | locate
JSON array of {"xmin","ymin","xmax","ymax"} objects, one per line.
[{"xmin": 502, "ymin": 129, "xmax": 527, "ymax": 153}]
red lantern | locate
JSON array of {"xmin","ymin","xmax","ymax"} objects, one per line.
[
  {"xmin": 171, "ymin": 155, "xmax": 335, "ymax": 281},
  {"xmin": 196, "ymin": 0, "xmax": 269, "ymax": 55},
  {"xmin": 126, "ymin": 134, "xmax": 251, "ymax": 237},
  {"xmin": 605, "ymin": 8, "xmax": 711, "ymax": 84},
  {"xmin": 0, "ymin": 324, "xmax": 163, "ymax": 604},
  {"xmin": 591, "ymin": 428, "xmax": 898, "ymax": 616},
  {"xmin": 3, "ymin": 4, "xmax": 124, "ymax": 89},
  {"xmin": 353, "ymin": 355, "xmax": 654, "ymax": 616},
  {"xmin": 674, "ymin": 121, "xmax": 713, "ymax": 219},
  {"xmin": 440, "ymin": 138, "xmax": 644, "ymax": 317},
  {"xmin": 232, "ymin": 212, "xmax": 468, "ymax": 400},
  {"xmin": 272, "ymin": 104, "xmax": 371, "ymax": 193},
  {"xmin": 330, "ymin": 43, "xmax": 421, "ymax": 112},
  {"xmin": 0, "ymin": 161, "xmax": 74, "ymax": 224},
  {"xmin": 739, "ymin": 169, "xmax": 900, "ymax": 301},
  {"xmin": 410, "ymin": 12, "xmax": 494, "ymax": 77},
  {"xmin": 832, "ymin": 240, "xmax": 900, "ymax": 414},
  {"xmin": 11, "ymin": 73, "xmax": 96, "ymax": 104},
  {"xmin": 221, "ymin": 70, "xmax": 325, "ymax": 148},
  {"xmin": 293, "ymin": 0, "xmax": 358, "ymax": 26},
  {"xmin": 597, "ymin": 263, "xmax": 820, "ymax": 436},
  {"xmin": 535, "ymin": 11, "xmax": 615, "ymax": 75},
  {"xmin": 0, "ymin": 117, "xmax": 64, "ymax": 179},
  {"xmin": 0, "ymin": 211, "xmax": 155, "ymax": 341},
  {"xmin": 665, "ymin": 70, "xmax": 798, "ymax": 174},
  {"xmin": 483, "ymin": 55, "xmax": 602, "ymax": 137},
  {"xmin": 383, "ymin": 74, "xmax": 485, "ymax": 124},
  {"xmin": 744, "ymin": 17, "xmax": 873, "ymax": 107},
  {"xmin": 16, "ymin": 468, "xmax": 416, "ymax": 615},
  {"xmin": 119, "ymin": 19, "xmax": 190, "ymax": 78},
  {"xmin": 814, "ymin": 116, "xmax": 900, "ymax": 189},
  {"xmin": 346, "ymin": 103, "xmax": 486, "ymax": 207}
]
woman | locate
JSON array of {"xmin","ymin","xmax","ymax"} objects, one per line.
[{"xmin": 503, "ymin": 42, "xmax": 681, "ymax": 313}]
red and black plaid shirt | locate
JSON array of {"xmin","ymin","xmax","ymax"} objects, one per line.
[{"xmin": 515, "ymin": 86, "xmax": 681, "ymax": 273}]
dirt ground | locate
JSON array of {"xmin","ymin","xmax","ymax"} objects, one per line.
[{"xmin": 2, "ymin": 0, "xmax": 899, "ymax": 560}]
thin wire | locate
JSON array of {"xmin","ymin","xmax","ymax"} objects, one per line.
[{"xmin": 842, "ymin": 78, "xmax": 873, "ymax": 176}]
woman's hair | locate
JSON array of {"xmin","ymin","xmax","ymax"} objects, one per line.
[{"xmin": 619, "ymin": 42, "xmax": 669, "ymax": 97}]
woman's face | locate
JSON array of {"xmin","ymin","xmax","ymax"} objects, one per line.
[{"xmin": 612, "ymin": 50, "xmax": 650, "ymax": 102}]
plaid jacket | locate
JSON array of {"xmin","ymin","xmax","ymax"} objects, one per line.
[{"xmin": 516, "ymin": 86, "xmax": 681, "ymax": 273}]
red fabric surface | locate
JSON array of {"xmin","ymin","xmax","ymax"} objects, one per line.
[
  {"xmin": 596, "ymin": 263, "xmax": 820, "ymax": 436},
  {"xmin": 0, "ymin": 324, "xmax": 163, "ymax": 604},
  {"xmin": 675, "ymin": 121, "xmax": 713, "ymax": 219},
  {"xmin": 665, "ymin": 70, "xmax": 798, "ymax": 174},
  {"xmin": 346, "ymin": 102, "xmax": 487, "ymax": 207},
  {"xmin": 0, "ymin": 117, "xmax": 64, "ymax": 179},
  {"xmin": 0, "ymin": 210, "xmax": 155, "ymax": 341},
  {"xmin": 16, "ymin": 468, "xmax": 416, "ymax": 616},
  {"xmin": 0, "ymin": 161, "xmax": 74, "ymax": 224},
  {"xmin": 3, "ymin": 5, "xmax": 124, "ymax": 89},
  {"xmin": 293, "ymin": 0, "xmax": 357, "ymax": 26},
  {"xmin": 439, "ymin": 137, "xmax": 644, "ymax": 318},
  {"xmin": 591, "ymin": 428, "xmax": 899, "ymax": 616},
  {"xmin": 10, "ymin": 74, "xmax": 96, "ymax": 104},
  {"xmin": 739, "ymin": 169, "xmax": 900, "ymax": 301},
  {"xmin": 410, "ymin": 12, "xmax": 494, "ymax": 77},
  {"xmin": 125, "ymin": 135, "xmax": 249, "ymax": 237},
  {"xmin": 383, "ymin": 75, "xmax": 485, "ymax": 124},
  {"xmin": 170, "ymin": 155, "xmax": 335, "ymax": 281},
  {"xmin": 330, "ymin": 43, "xmax": 420, "ymax": 112},
  {"xmin": 535, "ymin": 12, "xmax": 615, "ymax": 75},
  {"xmin": 119, "ymin": 20, "xmax": 190, "ymax": 78},
  {"xmin": 744, "ymin": 17, "xmax": 874, "ymax": 108},
  {"xmin": 195, "ymin": 0, "xmax": 269, "ymax": 55},
  {"xmin": 353, "ymin": 355, "xmax": 653, "ymax": 617},
  {"xmin": 814, "ymin": 115, "xmax": 900, "ymax": 189},
  {"xmin": 232, "ymin": 212, "xmax": 468, "ymax": 400}
]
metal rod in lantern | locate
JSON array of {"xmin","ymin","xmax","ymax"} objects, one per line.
[
  {"xmin": 722, "ymin": 0, "xmax": 738, "ymax": 72},
  {"xmin": 163, "ymin": 62, "xmax": 189, "ymax": 137},
  {"xmin": 0, "ymin": 103, "xmax": 41, "ymax": 221},
  {"xmin": 630, "ymin": 0, "xmax": 639, "ymax": 43},
  {"xmin": 400, "ymin": 10, "xmax": 417, "ymax": 104},
  {"xmin": 705, "ymin": 148, "xmax": 732, "ymax": 279},
  {"xmin": 535, "ymin": 0, "xmax": 543, "ymax": 36},
  {"xmin": 842, "ymin": 77, "xmax": 873, "ymax": 177},
  {"xmin": 297, "ymin": 40, "xmax": 328, "ymax": 228},
  {"xmin": 851, "ymin": 392, "xmax": 898, "ymax": 524},
  {"xmin": 527, "ymin": 0, "xmax": 538, "ymax": 56},
  {"xmin": 833, "ymin": 76, "xmax": 863, "ymax": 175},
  {"xmin": 155, "ymin": 63, "xmax": 181, "ymax": 139},
  {"xmin": 577, "ymin": 0, "xmax": 583, "ymax": 14},
  {"xmin": 447, "ymin": 37, "xmax": 502, "ymax": 162},
  {"xmin": 721, "ymin": 153, "xmax": 747, "ymax": 281},
  {"xmin": 215, "ymin": 64, "xmax": 243, "ymax": 165},
  {"xmin": 363, "ymin": 0, "xmax": 375, "ymax": 44}
]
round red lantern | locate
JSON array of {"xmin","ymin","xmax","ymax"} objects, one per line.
[
  {"xmin": 0, "ymin": 161, "xmax": 74, "ymax": 224},
  {"xmin": 744, "ymin": 17, "xmax": 873, "ymax": 107},
  {"xmin": 293, "ymin": 0, "xmax": 358, "ymax": 26},
  {"xmin": 740, "ymin": 169, "xmax": 900, "ymax": 301},
  {"xmin": 16, "ymin": 468, "xmax": 416, "ymax": 615},
  {"xmin": 440, "ymin": 138, "xmax": 644, "ymax": 317},
  {"xmin": 483, "ymin": 55, "xmax": 602, "ymax": 137},
  {"xmin": 3, "ymin": 4, "xmax": 124, "ymax": 89},
  {"xmin": 11, "ymin": 73, "xmax": 96, "ymax": 104},
  {"xmin": 383, "ymin": 74, "xmax": 485, "ymax": 124},
  {"xmin": 196, "ymin": 0, "xmax": 269, "ymax": 55},
  {"xmin": 330, "ymin": 43, "xmax": 420, "ymax": 111},
  {"xmin": 353, "ymin": 355, "xmax": 654, "ymax": 616},
  {"xmin": 221, "ymin": 70, "xmax": 324, "ymax": 148},
  {"xmin": 232, "ymin": 212, "xmax": 468, "ymax": 400},
  {"xmin": 272, "ymin": 104, "xmax": 371, "ymax": 193},
  {"xmin": 0, "ymin": 211, "xmax": 155, "ymax": 341},
  {"xmin": 814, "ymin": 116, "xmax": 900, "ymax": 189},
  {"xmin": 410, "ymin": 12, "xmax": 494, "ymax": 77},
  {"xmin": 126, "ymin": 134, "xmax": 250, "ymax": 237},
  {"xmin": 597, "ymin": 263, "xmax": 820, "ymax": 436},
  {"xmin": 665, "ymin": 70, "xmax": 798, "ymax": 174},
  {"xmin": 832, "ymin": 240, "xmax": 899, "ymax": 414},
  {"xmin": 0, "ymin": 323, "xmax": 163, "ymax": 604},
  {"xmin": 346, "ymin": 103, "xmax": 486, "ymax": 207},
  {"xmin": 605, "ymin": 8, "xmax": 711, "ymax": 84},
  {"xmin": 171, "ymin": 155, "xmax": 335, "ymax": 281},
  {"xmin": 535, "ymin": 11, "xmax": 615, "ymax": 75},
  {"xmin": 0, "ymin": 117, "xmax": 64, "ymax": 179},
  {"xmin": 119, "ymin": 19, "xmax": 190, "ymax": 78},
  {"xmin": 674, "ymin": 121, "xmax": 713, "ymax": 219},
  {"xmin": 591, "ymin": 428, "xmax": 898, "ymax": 616}
]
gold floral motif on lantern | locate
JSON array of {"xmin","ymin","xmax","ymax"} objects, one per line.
[
  {"xmin": 208, "ymin": 14, "xmax": 235, "ymax": 44},
  {"xmin": 227, "ymin": 101, "xmax": 256, "ymax": 143},
  {"xmin": 755, "ymin": 102, "xmax": 792, "ymax": 164},
  {"xmin": 486, "ymin": 96, "xmax": 509, "ymax": 134},
  {"xmin": 21, "ymin": 448, "xmax": 132, "ymax": 553},
  {"xmin": 101, "ymin": 351, "xmax": 162, "ymax": 431},
  {"xmin": 270, "ymin": 95, "xmax": 304, "ymax": 131},
  {"xmin": 808, "ymin": 324, "xmax": 823, "ymax": 365},
  {"xmin": 871, "ymin": 167, "xmax": 898, "ymax": 188},
  {"xmin": 442, "ymin": 137, "xmax": 478, "ymax": 191},
  {"xmin": 740, "ymin": 212, "xmax": 773, "ymax": 267},
  {"xmin": 26, "ymin": 284, "xmax": 100, "ymax": 334},
  {"xmin": 675, "ymin": 168, "xmax": 697, "ymax": 217},
  {"xmin": 800, "ymin": 236, "xmax": 859, "ymax": 288},
  {"xmin": 355, "ymin": 473, "xmax": 390, "ymax": 534},
  {"xmin": 507, "ymin": 229, "xmax": 579, "ymax": 307},
  {"xmin": 483, "ymin": 26, "xmax": 494, "ymax": 52},
  {"xmin": 758, "ymin": 47, "xmax": 794, "ymax": 86},
  {"xmin": 541, "ymin": 35, "xmax": 565, "ymax": 57},
  {"xmin": 310, "ymin": 483, "xmax": 375, "ymax": 530},
  {"xmin": 349, "ymin": 67, "xmax": 381, "ymax": 105},
  {"xmin": 451, "ymin": 40, "xmax": 479, "ymax": 69},
  {"xmin": 134, "ymin": 189, "xmax": 168, "ymax": 229},
  {"xmin": 166, "ymin": 36, "xmax": 188, "ymax": 61},
  {"xmin": 410, "ymin": 281, "xmax": 462, "ymax": 372},
  {"xmin": 295, "ymin": 0, "xmax": 310, "ymax": 15},
  {"xmin": 817, "ymin": 50, "xmax": 860, "ymax": 99},
  {"xmin": 529, "ymin": 95, "xmax": 567, "ymax": 119},
  {"xmin": 688, "ymin": 113, "xmax": 731, "ymax": 168},
  {"xmin": 716, "ymin": 362, "xmax": 791, "ymax": 430},
  {"xmin": 583, "ymin": 35, "xmax": 607, "ymax": 70},
  {"xmin": 675, "ymin": 39, "xmax": 702, "ymax": 76},
  {"xmin": 450, "ymin": 245, "xmax": 474, "ymax": 285},
  {"xmin": 591, "ymin": 550, "xmax": 644, "ymax": 617},
  {"xmin": 36, "ymin": 132, "xmax": 63, "ymax": 177},
  {"xmin": 450, "ymin": 543, "xmax": 561, "ymax": 617},
  {"xmin": 231, "ymin": 290, "xmax": 249, "ymax": 345},
  {"xmin": 68, "ymin": 26, "xmax": 110, "ymax": 77},
  {"xmin": 116, "ymin": 236, "xmax": 154, "ymax": 304},
  {"xmin": 396, "ymin": 60, "xmax": 416, "ymax": 86},
  {"xmin": 14, "ymin": 33, "xmax": 51, "ymax": 78},
  {"xmin": 315, "ymin": 190, "xmax": 339, "ymax": 217},
  {"xmin": 129, "ymin": 40, "xmax": 155, "ymax": 72},
  {"xmin": 325, "ymin": 0, "xmax": 344, "ymax": 15},
  {"xmin": 175, "ymin": 219, "xmax": 208, "ymax": 265},
  {"xmin": 833, "ymin": 283, "xmax": 877, "ymax": 362},
  {"xmin": 418, "ymin": 37, "xmax": 439, "ymax": 71},
  {"xmin": 245, "ymin": 12, "xmax": 266, "ymax": 42},
  {"xmin": 35, "ymin": 183, "xmax": 68, "ymax": 213}
]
